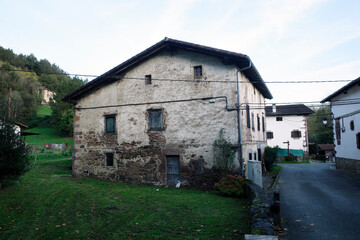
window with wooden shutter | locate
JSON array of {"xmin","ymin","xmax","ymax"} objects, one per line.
[
  {"xmin": 148, "ymin": 109, "xmax": 163, "ymax": 131},
  {"xmin": 105, "ymin": 115, "xmax": 116, "ymax": 134},
  {"xmin": 246, "ymin": 105, "xmax": 250, "ymax": 128}
]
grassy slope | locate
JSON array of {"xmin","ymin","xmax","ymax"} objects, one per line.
[
  {"xmin": 24, "ymin": 105, "xmax": 73, "ymax": 147},
  {"xmin": 0, "ymin": 157, "xmax": 251, "ymax": 239}
]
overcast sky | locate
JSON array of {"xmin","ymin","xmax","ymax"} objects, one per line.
[{"xmin": 1, "ymin": 0, "xmax": 359, "ymax": 104}]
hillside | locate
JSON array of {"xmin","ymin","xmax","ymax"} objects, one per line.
[{"xmin": 0, "ymin": 46, "xmax": 84, "ymax": 135}]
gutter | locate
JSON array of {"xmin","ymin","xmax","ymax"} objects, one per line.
[{"xmin": 236, "ymin": 57, "xmax": 252, "ymax": 177}]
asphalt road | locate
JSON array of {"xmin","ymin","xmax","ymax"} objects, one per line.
[{"xmin": 278, "ymin": 163, "xmax": 360, "ymax": 240}]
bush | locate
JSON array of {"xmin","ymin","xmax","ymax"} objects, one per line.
[
  {"xmin": 0, "ymin": 120, "xmax": 31, "ymax": 188},
  {"xmin": 285, "ymin": 153, "xmax": 296, "ymax": 162},
  {"xmin": 214, "ymin": 175, "xmax": 248, "ymax": 197},
  {"xmin": 213, "ymin": 129, "xmax": 236, "ymax": 175},
  {"xmin": 264, "ymin": 146, "xmax": 279, "ymax": 171}
]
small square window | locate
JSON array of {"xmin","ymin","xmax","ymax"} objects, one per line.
[
  {"xmin": 291, "ymin": 130, "xmax": 301, "ymax": 138},
  {"xmin": 276, "ymin": 117, "xmax": 283, "ymax": 121},
  {"xmin": 105, "ymin": 152, "xmax": 114, "ymax": 167},
  {"xmin": 105, "ymin": 115, "xmax": 116, "ymax": 133},
  {"xmin": 267, "ymin": 131, "xmax": 274, "ymax": 139},
  {"xmin": 148, "ymin": 109, "xmax": 163, "ymax": 131},
  {"xmin": 145, "ymin": 75, "xmax": 152, "ymax": 84},
  {"xmin": 194, "ymin": 65, "xmax": 202, "ymax": 78}
]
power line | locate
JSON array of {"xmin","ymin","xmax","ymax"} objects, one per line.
[{"xmin": 0, "ymin": 68, "xmax": 355, "ymax": 84}]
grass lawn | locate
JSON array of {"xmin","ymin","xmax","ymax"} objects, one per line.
[
  {"xmin": 24, "ymin": 127, "xmax": 73, "ymax": 147},
  {"xmin": 0, "ymin": 156, "xmax": 251, "ymax": 239},
  {"xmin": 37, "ymin": 105, "xmax": 52, "ymax": 116}
]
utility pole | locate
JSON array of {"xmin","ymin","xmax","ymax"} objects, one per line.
[
  {"xmin": 7, "ymin": 88, "xmax": 12, "ymax": 119},
  {"xmin": 283, "ymin": 140, "xmax": 290, "ymax": 158}
]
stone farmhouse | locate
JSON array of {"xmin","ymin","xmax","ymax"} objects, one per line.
[
  {"xmin": 63, "ymin": 38, "xmax": 272, "ymax": 187},
  {"xmin": 265, "ymin": 104, "xmax": 314, "ymax": 159},
  {"xmin": 321, "ymin": 76, "xmax": 360, "ymax": 173}
]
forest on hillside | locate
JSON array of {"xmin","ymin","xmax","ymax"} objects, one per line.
[{"xmin": 0, "ymin": 46, "xmax": 85, "ymax": 136}]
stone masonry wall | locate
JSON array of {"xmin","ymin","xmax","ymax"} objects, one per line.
[{"xmin": 72, "ymin": 48, "xmax": 267, "ymax": 186}]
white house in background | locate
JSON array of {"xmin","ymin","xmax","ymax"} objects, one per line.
[
  {"xmin": 265, "ymin": 104, "xmax": 314, "ymax": 157},
  {"xmin": 321, "ymin": 76, "xmax": 360, "ymax": 172},
  {"xmin": 39, "ymin": 87, "xmax": 55, "ymax": 104}
]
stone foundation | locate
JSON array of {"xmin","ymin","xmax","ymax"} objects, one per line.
[{"xmin": 336, "ymin": 157, "xmax": 360, "ymax": 173}]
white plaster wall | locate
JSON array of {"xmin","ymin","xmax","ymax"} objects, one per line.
[
  {"xmin": 75, "ymin": 48, "xmax": 267, "ymax": 176},
  {"xmin": 331, "ymin": 86, "xmax": 360, "ymax": 160},
  {"xmin": 266, "ymin": 115, "xmax": 308, "ymax": 151}
]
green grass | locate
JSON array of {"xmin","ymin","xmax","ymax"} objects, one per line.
[
  {"xmin": 0, "ymin": 156, "xmax": 251, "ymax": 240},
  {"xmin": 24, "ymin": 127, "xmax": 73, "ymax": 147},
  {"xmin": 37, "ymin": 105, "xmax": 52, "ymax": 116},
  {"xmin": 271, "ymin": 165, "xmax": 282, "ymax": 174}
]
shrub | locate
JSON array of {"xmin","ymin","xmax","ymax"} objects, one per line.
[
  {"xmin": 0, "ymin": 120, "xmax": 31, "ymax": 188},
  {"xmin": 213, "ymin": 129, "xmax": 236, "ymax": 175},
  {"xmin": 214, "ymin": 175, "xmax": 248, "ymax": 197},
  {"xmin": 264, "ymin": 146, "xmax": 279, "ymax": 171}
]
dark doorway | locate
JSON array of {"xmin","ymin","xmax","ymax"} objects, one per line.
[{"xmin": 166, "ymin": 155, "xmax": 180, "ymax": 186}]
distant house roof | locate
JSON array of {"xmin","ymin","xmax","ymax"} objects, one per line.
[
  {"xmin": 318, "ymin": 144, "xmax": 335, "ymax": 151},
  {"xmin": 14, "ymin": 122, "xmax": 29, "ymax": 129},
  {"xmin": 321, "ymin": 76, "xmax": 360, "ymax": 103},
  {"xmin": 62, "ymin": 37, "xmax": 273, "ymax": 103},
  {"xmin": 265, "ymin": 104, "xmax": 314, "ymax": 116}
]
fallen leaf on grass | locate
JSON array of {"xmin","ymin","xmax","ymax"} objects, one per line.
[{"xmin": 196, "ymin": 229, "xmax": 201, "ymax": 232}]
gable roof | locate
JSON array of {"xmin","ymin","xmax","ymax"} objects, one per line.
[
  {"xmin": 62, "ymin": 37, "xmax": 273, "ymax": 103},
  {"xmin": 265, "ymin": 104, "xmax": 314, "ymax": 116},
  {"xmin": 321, "ymin": 76, "xmax": 360, "ymax": 103}
]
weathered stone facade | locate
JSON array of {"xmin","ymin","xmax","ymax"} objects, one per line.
[{"xmin": 68, "ymin": 40, "xmax": 271, "ymax": 187}]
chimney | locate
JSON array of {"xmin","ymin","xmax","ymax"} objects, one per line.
[{"xmin": 272, "ymin": 104, "xmax": 276, "ymax": 113}]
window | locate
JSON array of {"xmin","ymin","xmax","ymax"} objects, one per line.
[
  {"xmin": 257, "ymin": 114, "xmax": 260, "ymax": 131},
  {"xmin": 254, "ymin": 152, "xmax": 257, "ymax": 160},
  {"xmin": 262, "ymin": 116, "xmax": 265, "ymax": 132},
  {"xmin": 335, "ymin": 118, "xmax": 341, "ymax": 145},
  {"xmin": 148, "ymin": 109, "xmax": 163, "ymax": 131},
  {"xmin": 267, "ymin": 131, "xmax": 274, "ymax": 139},
  {"xmin": 105, "ymin": 152, "xmax": 114, "ymax": 167},
  {"xmin": 194, "ymin": 65, "xmax": 202, "ymax": 78},
  {"xmin": 357, "ymin": 133, "xmax": 360, "ymax": 149},
  {"xmin": 246, "ymin": 105, "xmax": 250, "ymax": 128},
  {"xmin": 350, "ymin": 120, "xmax": 354, "ymax": 131},
  {"xmin": 251, "ymin": 113, "xmax": 255, "ymax": 131},
  {"xmin": 105, "ymin": 115, "xmax": 116, "ymax": 133},
  {"xmin": 291, "ymin": 130, "xmax": 301, "ymax": 138},
  {"xmin": 145, "ymin": 75, "xmax": 152, "ymax": 84},
  {"xmin": 248, "ymin": 152, "xmax": 252, "ymax": 160},
  {"xmin": 276, "ymin": 116, "xmax": 283, "ymax": 121}
]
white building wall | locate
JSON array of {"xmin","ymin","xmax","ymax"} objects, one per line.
[
  {"xmin": 331, "ymin": 86, "xmax": 360, "ymax": 161},
  {"xmin": 266, "ymin": 115, "xmax": 308, "ymax": 152}
]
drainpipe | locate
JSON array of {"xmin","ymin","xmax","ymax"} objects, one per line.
[{"xmin": 236, "ymin": 57, "xmax": 252, "ymax": 177}]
